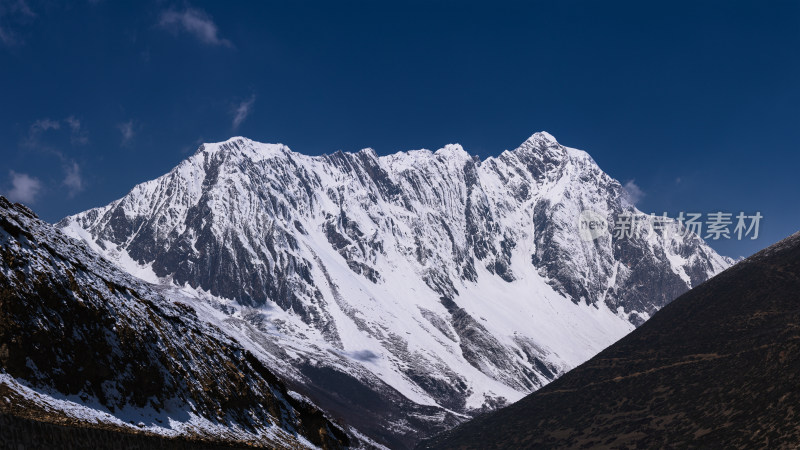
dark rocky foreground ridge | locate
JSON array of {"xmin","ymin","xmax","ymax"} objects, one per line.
[
  {"xmin": 0, "ymin": 412, "xmax": 264, "ymax": 450},
  {"xmin": 420, "ymin": 230, "xmax": 800, "ymax": 449},
  {"xmin": 0, "ymin": 196, "xmax": 351, "ymax": 449}
]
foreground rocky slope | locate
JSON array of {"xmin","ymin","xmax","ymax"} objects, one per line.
[
  {"xmin": 59, "ymin": 132, "xmax": 731, "ymax": 446},
  {"xmin": 0, "ymin": 412, "xmax": 279, "ymax": 450},
  {"xmin": 0, "ymin": 196, "xmax": 352, "ymax": 449},
  {"xmin": 420, "ymin": 231, "xmax": 800, "ymax": 449}
]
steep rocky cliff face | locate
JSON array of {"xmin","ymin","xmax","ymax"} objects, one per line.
[
  {"xmin": 59, "ymin": 132, "xmax": 731, "ymax": 447},
  {"xmin": 0, "ymin": 196, "xmax": 352, "ymax": 449}
]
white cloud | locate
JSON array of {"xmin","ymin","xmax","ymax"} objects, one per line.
[
  {"xmin": 158, "ymin": 7, "xmax": 231, "ymax": 47},
  {"xmin": 63, "ymin": 161, "xmax": 84, "ymax": 197},
  {"xmin": 623, "ymin": 179, "xmax": 645, "ymax": 206},
  {"xmin": 5, "ymin": 171, "xmax": 42, "ymax": 204},
  {"xmin": 232, "ymin": 95, "xmax": 255, "ymax": 130},
  {"xmin": 117, "ymin": 120, "xmax": 135, "ymax": 145}
]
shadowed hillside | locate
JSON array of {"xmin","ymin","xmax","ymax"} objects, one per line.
[
  {"xmin": 0, "ymin": 196, "xmax": 351, "ymax": 449},
  {"xmin": 0, "ymin": 412, "xmax": 257, "ymax": 450},
  {"xmin": 420, "ymin": 231, "xmax": 800, "ymax": 449}
]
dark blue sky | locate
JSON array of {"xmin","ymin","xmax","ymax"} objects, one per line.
[{"xmin": 1, "ymin": 1, "xmax": 798, "ymax": 257}]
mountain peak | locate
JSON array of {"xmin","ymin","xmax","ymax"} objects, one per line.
[
  {"xmin": 207, "ymin": 135, "xmax": 252, "ymax": 150},
  {"xmin": 193, "ymin": 136, "xmax": 290, "ymax": 160},
  {"xmin": 528, "ymin": 131, "xmax": 558, "ymax": 143},
  {"xmin": 507, "ymin": 131, "xmax": 564, "ymax": 158},
  {"xmin": 357, "ymin": 147, "xmax": 378, "ymax": 159},
  {"xmin": 434, "ymin": 143, "xmax": 471, "ymax": 160},
  {"xmin": 517, "ymin": 131, "xmax": 559, "ymax": 149},
  {"xmin": 193, "ymin": 136, "xmax": 251, "ymax": 155}
]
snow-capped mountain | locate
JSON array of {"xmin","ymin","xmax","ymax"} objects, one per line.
[
  {"xmin": 59, "ymin": 132, "xmax": 732, "ymax": 447},
  {"xmin": 0, "ymin": 196, "xmax": 354, "ymax": 449}
]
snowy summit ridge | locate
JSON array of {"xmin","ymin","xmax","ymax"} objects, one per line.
[{"xmin": 59, "ymin": 131, "xmax": 732, "ymax": 447}]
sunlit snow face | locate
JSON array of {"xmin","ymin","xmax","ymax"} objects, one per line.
[{"xmin": 577, "ymin": 209, "xmax": 610, "ymax": 241}]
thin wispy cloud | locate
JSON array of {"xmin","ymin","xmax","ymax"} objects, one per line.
[
  {"xmin": 30, "ymin": 118, "xmax": 60, "ymax": 132},
  {"xmin": 117, "ymin": 119, "xmax": 135, "ymax": 146},
  {"xmin": 24, "ymin": 117, "xmax": 89, "ymax": 148},
  {"xmin": 232, "ymin": 95, "xmax": 255, "ymax": 130},
  {"xmin": 0, "ymin": 26, "xmax": 14, "ymax": 46},
  {"xmin": 65, "ymin": 116, "xmax": 88, "ymax": 145},
  {"xmin": 23, "ymin": 118, "xmax": 60, "ymax": 148},
  {"xmin": 623, "ymin": 179, "xmax": 645, "ymax": 206},
  {"xmin": 62, "ymin": 161, "xmax": 84, "ymax": 197},
  {"xmin": 158, "ymin": 7, "xmax": 231, "ymax": 47},
  {"xmin": 0, "ymin": 0, "xmax": 36, "ymax": 46},
  {"xmin": 64, "ymin": 116, "xmax": 80, "ymax": 131},
  {"xmin": 15, "ymin": 117, "xmax": 88, "ymax": 200},
  {"xmin": 5, "ymin": 170, "xmax": 42, "ymax": 204},
  {"xmin": 5, "ymin": 0, "xmax": 34, "ymax": 17},
  {"xmin": 181, "ymin": 136, "xmax": 205, "ymax": 154}
]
